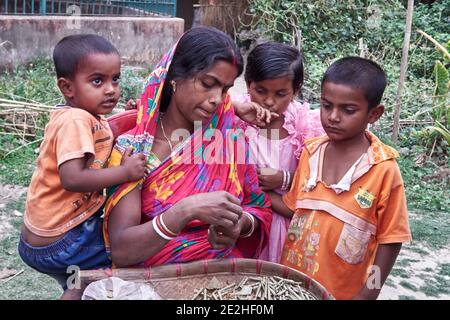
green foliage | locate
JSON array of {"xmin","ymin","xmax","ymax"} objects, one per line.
[
  {"xmin": 0, "ymin": 58, "xmax": 61, "ymax": 104},
  {"xmin": 413, "ymin": 33, "xmax": 449, "ymax": 152},
  {"xmin": 0, "ymin": 135, "xmax": 37, "ymax": 186},
  {"xmin": 397, "ymin": 156, "xmax": 450, "ymax": 213},
  {"xmin": 245, "ymin": 0, "xmax": 408, "ymax": 60}
]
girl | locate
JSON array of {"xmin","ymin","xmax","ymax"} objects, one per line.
[{"xmin": 232, "ymin": 42, "xmax": 324, "ymax": 263}]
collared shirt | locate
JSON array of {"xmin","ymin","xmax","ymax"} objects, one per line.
[{"xmin": 281, "ymin": 131, "xmax": 412, "ymax": 299}]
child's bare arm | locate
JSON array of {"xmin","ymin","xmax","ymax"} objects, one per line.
[
  {"xmin": 59, "ymin": 148, "xmax": 147, "ymax": 192},
  {"xmin": 267, "ymin": 191, "xmax": 294, "ymax": 219},
  {"xmin": 232, "ymin": 99, "xmax": 278, "ymax": 126},
  {"xmin": 353, "ymin": 243, "xmax": 402, "ymax": 300}
]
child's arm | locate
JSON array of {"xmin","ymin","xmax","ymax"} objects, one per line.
[
  {"xmin": 59, "ymin": 148, "xmax": 147, "ymax": 193},
  {"xmin": 232, "ymin": 99, "xmax": 278, "ymax": 127},
  {"xmin": 353, "ymin": 243, "xmax": 402, "ymax": 300},
  {"xmin": 258, "ymin": 168, "xmax": 295, "ymax": 191},
  {"xmin": 266, "ymin": 191, "xmax": 294, "ymax": 219}
]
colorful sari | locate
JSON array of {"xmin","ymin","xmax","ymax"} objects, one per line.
[{"xmin": 103, "ymin": 45, "xmax": 272, "ymax": 267}]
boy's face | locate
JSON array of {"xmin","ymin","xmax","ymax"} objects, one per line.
[
  {"xmin": 320, "ymin": 82, "xmax": 383, "ymax": 142},
  {"xmin": 62, "ymin": 53, "xmax": 121, "ymax": 116}
]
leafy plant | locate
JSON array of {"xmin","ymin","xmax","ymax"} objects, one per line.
[{"xmin": 414, "ymin": 31, "xmax": 449, "ymax": 155}]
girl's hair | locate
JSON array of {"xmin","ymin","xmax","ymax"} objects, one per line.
[
  {"xmin": 160, "ymin": 26, "xmax": 244, "ymax": 112},
  {"xmin": 245, "ymin": 42, "xmax": 303, "ymax": 92},
  {"xmin": 53, "ymin": 34, "xmax": 119, "ymax": 79}
]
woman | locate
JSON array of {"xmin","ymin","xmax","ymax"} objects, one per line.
[{"xmin": 104, "ymin": 26, "xmax": 272, "ymax": 267}]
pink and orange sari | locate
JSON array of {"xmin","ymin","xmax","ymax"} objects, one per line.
[{"xmin": 103, "ymin": 45, "xmax": 272, "ymax": 267}]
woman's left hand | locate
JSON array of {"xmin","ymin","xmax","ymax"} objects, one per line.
[
  {"xmin": 257, "ymin": 167, "xmax": 283, "ymax": 191},
  {"xmin": 208, "ymin": 218, "xmax": 246, "ymax": 249}
]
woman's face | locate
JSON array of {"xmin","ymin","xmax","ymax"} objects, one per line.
[{"xmin": 172, "ymin": 60, "xmax": 238, "ymax": 123}]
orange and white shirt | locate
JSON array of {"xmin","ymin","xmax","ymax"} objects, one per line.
[
  {"xmin": 25, "ymin": 107, "xmax": 113, "ymax": 237},
  {"xmin": 281, "ymin": 131, "xmax": 411, "ymax": 299}
]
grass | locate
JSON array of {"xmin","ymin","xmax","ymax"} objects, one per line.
[
  {"xmin": 439, "ymin": 264, "xmax": 450, "ymax": 277},
  {"xmin": 396, "ymin": 259, "xmax": 420, "ymax": 268},
  {"xmin": 419, "ymin": 275, "xmax": 450, "ymax": 298},
  {"xmin": 0, "ymin": 196, "xmax": 61, "ymax": 300},
  {"xmin": 391, "ymin": 268, "xmax": 411, "ymax": 279},
  {"xmin": 399, "ymin": 280, "xmax": 418, "ymax": 292},
  {"xmin": 408, "ymin": 212, "xmax": 450, "ymax": 249},
  {"xmin": 0, "ymin": 136, "xmax": 37, "ymax": 186}
]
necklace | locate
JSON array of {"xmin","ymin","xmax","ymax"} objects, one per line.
[{"xmin": 159, "ymin": 114, "xmax": 173, "ymax": 153}]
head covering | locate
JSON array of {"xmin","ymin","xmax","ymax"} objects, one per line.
[{"xmin": 103, "ymin": 41, "xmax": 272, "ymax": 266}]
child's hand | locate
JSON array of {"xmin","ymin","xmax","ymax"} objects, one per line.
[
  {"xmin": 120, "ymin": 148, "xmax": 149, "ymax": 181},
  {"xmin": 257, "ymin": 167, "xmax": 283, "ymax": 191},
  {"xmin": 124, "ymin": 99, "xmax": 137, "ymax": 110},
  {"xmin": 234, "ymin": 101, "xmax": 278, "ymax": 127}
]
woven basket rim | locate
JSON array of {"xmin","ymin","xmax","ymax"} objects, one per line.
[{"xmin": 80, "ymin": 258, "xmax": 334, "ymax": 300}]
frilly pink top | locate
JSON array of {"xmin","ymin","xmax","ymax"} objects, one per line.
[{"xmin": 233, "ymin": 94, "xmax": 324, "ymax": 262}]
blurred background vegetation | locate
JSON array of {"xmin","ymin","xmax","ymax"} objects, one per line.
[{"xmin": 0, "ymin": 0, "xmax": 449, "ymax": 212}]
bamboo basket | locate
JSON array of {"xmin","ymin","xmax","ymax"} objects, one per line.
[{"xmin": 80, "ymin": 258, "xmax": 334, "ymax": 300}]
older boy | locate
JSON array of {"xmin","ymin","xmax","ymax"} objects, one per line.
[{"xmin": 270, "ymin": 57, "xmax": 411, "ymax": 299}]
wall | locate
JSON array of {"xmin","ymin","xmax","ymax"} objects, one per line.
[{"xmin": 0, "ymin": 16, "xmax": 184, "ymax": 70}]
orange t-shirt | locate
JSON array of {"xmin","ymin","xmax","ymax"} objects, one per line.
[
  {"xmin": 281, "ymin": 131, "xmax": 411, "ymax": 299},
  {"xmin": 25, "ymin": 107, "xmax": 113, "ymax": 237}
]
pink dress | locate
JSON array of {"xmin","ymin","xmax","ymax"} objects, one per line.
[{"xmin": 234, "ymin": 94, "xmax": 324, "ymax": 263}]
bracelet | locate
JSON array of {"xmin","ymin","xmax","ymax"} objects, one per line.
[
  {"xmin": 152, "ymin": 215, "xmax": 176, "ymax": 241},
  {"xmin": 286, "ymin": 170, "xmax": 291, "ymax": 190},
  {"xmin": 281, "ymin": 170, "xmax": 291, "ymax": 191},
  {"xmin": 159, "ymin": 213, "xmax": 178, "ymax": 237},
  {"xmin": 239, "ymin": 212, "xmax": 255, "ymax": 238}
]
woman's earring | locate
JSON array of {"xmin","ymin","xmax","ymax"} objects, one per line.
[{"xmin": 171, "ymin": 80, "xmax": 177, "ymax": 93}]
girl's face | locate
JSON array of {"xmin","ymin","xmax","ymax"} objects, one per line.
[
  {"xmin": 172, "ymin": 60, "xmax": 238, "ymax": 123},
  {"xmin": 248, "ymin": 75, "xmax": 296, "ymax": 115}
]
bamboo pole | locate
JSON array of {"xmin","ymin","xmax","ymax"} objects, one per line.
[{"xmin": 392, "ymin": 0, "xmax": 414, "ymax": 144}]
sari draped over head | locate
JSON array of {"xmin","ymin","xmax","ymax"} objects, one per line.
[{"xmin": 103, "ymin": 44, "xmax": 272, "ymax": 267}]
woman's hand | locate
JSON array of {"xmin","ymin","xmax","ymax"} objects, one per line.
[
  {"xmin": 207, "ymin": 224, "xmax": 241, "ymax": 250},
  {"xmin": 257, "ymin": 167, "xmax": 283, "ymax": 191},
  {"xmin": 234, "ymin": 101, "xmax": 278, "ymax": 127},
  {"xmin": 207, "ymin": 213, "xmax": 250, "ymax": 249},
  {"xmin": 182, "ymin": 191, "xmax": 243, "ymax": 229}
]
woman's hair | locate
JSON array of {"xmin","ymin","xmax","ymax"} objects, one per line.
[
  {"xmin": 245, "ymin": 42, "xmax": 303, "ymax": 93},
  {"xmin": 160, "ymin": 26, "xmax": 244, "ymax": 112},
  {"xmin": 53, "ymin": 34, "xmax": 119, "ymax": 79}
]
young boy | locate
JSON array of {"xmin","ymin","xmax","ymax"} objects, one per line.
[
  {"xmin": 18, "ymin": 34, "xmax": 148, "ymax": 299},
  {"xmin": 269, "ymin": 57, "xmax": 411, "ymax": 300}
]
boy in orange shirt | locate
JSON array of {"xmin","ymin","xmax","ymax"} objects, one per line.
[
  {"xmin": 19, "ymin": 34, "xmax": 148, "ymax": 299},
  {"xmin": 269, "ymin": 57, "xmax": 411, "ymax": 299}
]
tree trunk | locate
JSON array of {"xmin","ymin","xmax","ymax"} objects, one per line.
[
  {"xmin": 392, "ymin": 0, "xmax": 414, "ymax": 144},
  {"xmin": 195, "ymin": 0, "xmax": 250, "ymax": 36}
]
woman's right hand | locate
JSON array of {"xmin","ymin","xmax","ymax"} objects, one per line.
[{"xmin": 181, "ymin": 191, "xmax": 243, "ymax": 229}]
